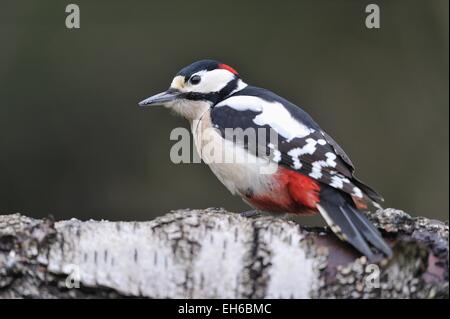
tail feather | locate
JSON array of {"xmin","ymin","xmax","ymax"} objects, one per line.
[
  {"xmin": 346, "ymin": 206, "xmax": 392, "ymax": 257},
  {"xmin": 318, "ymin": 186, "xmax": 391, "ymax": 260},
  {"xmin": 353, "ymin": 177, "xmax": 384, "ymax": 204},
  {"xmin": 317, "ymin": 203, "xmax": 375, "ymax": 260}
]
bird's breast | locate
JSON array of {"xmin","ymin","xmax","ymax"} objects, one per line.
[
  {"xmin": 191, "ymin": 112, "xmax": 278, "ymax": 197},
  {"xmin": 191, "ymin": 114, "xmax": 321, "ymax": 214}
]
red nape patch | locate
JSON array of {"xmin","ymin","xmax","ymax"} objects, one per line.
[
  {"xmin": 279, "ymin": 168, "xmax": 321, "ymax": 209},
  {"xmin": 218, "ymin": 63, "xmax": 238, "ymax": 75}
]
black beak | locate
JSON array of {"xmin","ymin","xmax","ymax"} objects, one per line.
[{"xmin": 138, "ymin": 89, "xmax": 181, "ymax": 107}]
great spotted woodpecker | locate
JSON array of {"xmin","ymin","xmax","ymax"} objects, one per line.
[{"xmin": 139, "ymin": 59, "xmax": 392, "ymax": 260}]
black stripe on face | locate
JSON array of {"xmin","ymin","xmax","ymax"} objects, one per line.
[
  {"xmin": 218, "ymin": 77, "xmax": 239, "ymax": 97},
  {"xmin": 179, "ymin": 92, "xmax": 221, "ymax": 104},
  {"xmin": 179, "ymin": 78, "xmax": 239, "ymax": 104}
]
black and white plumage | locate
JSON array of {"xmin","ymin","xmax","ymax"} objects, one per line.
[
  {"xmin": 139, "ymin": 59, "xmax": 392, "ymax": 260},
  {"xmin": 211, "ymin": 85, "xmax": 384, "ymax": 205}
]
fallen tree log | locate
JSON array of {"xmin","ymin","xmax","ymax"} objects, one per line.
[{"xmin": 0, "ymin": 208, "xmax": 448, "ymax": 298}]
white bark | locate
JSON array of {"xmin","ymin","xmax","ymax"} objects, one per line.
[{"xmin": 0, "ymin": 208, "xmax": 448, "ymax": 298}]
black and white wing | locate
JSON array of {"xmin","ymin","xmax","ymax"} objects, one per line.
[{"xmin": 210, "ymin": 86, "xmax": 383, "ymax": 205}]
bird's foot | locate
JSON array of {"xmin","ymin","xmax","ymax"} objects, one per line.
[{"xmin": 240, "ymin": 210, "xmax": 261, "ymax": 218}]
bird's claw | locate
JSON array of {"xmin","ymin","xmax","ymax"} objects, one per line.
[{"xmin": 240, "ymin": 210, "xmax": 261, "ymax": 218}]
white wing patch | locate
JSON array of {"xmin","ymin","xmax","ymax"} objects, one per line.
[
  {"xmin": 211, "ymin": 94, "xmax": 373, "ymax": 202},
  {"xmin": 309, "ymin": 152, "xmax": 338, "ymax": 179},
  {"xmin": 273, "ymin": 150, "xmax": 281, "ymax": 163},
  {"xmin": 329, "ymin": 174, "xmax": 351, "ymax": 189},
  {"xmin": 268, "ymin": 143, "xmax": 282, "ymax": 163},
  {"xmin": 286, "ymin": 138, "xmax": 327, "ymax": 169},
  {"xmin": 217, "ymin": 96, "xmax": 312, "ymax": 141},
  {"xmin": 352, "ymin": 187, "xmax": 363, "ymax": 198}
]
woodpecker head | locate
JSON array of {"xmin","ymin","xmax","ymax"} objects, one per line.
[{"xmin": 139, "ymin": 59, "xmax": 247, "ymax": 121}]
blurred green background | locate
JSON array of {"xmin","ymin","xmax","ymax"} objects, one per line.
[{"xmin": 0, "ymin": 0, "xmax": 448, "ymax": 222}]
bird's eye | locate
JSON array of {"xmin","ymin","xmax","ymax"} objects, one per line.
[{"xmin": 189, "ymin": 75, "xmax": 201, "ymax": 85}]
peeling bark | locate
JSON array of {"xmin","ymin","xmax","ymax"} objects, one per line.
[{"xmin": 0, "ymin": 208, "xmax": 448, "ymax": 298}]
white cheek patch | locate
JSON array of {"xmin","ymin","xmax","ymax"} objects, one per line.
[
  {"xmin": 217, "ymin": 96, "xmax": 311, "ymax": 142},
  {"xmin": 188, "ymin": 69, "xmax": 236, "ymax": 93}
]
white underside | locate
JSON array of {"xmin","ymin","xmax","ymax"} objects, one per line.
[
  {"xmin": 191, "ymin": 112, "xmax": 278, "ymax": 198},
  {"xmin": 167, "ymin": 98, "xmax": 280, "ymax": 201}
]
